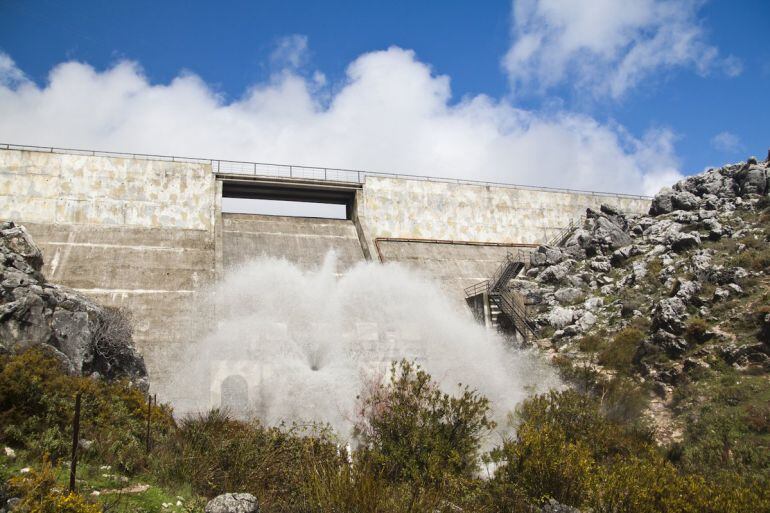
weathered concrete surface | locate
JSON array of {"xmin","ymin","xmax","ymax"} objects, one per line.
[
  {"xmin": 361, "ymin": 177, "xmax": 651, "ymax": 244},
  {"xmin": 1, "ymin": 146, "xmax": 653, "ymax": 399},
  {"xmin": 0, "ymin": 149, "xmax": 218, "ymax": 389},
  {"xmin": 2, "ymin": 149, "xmax": 216, "ymax": 229},
  {"xmin": 375, "ymin": 241, "xmax": 521, "ymax": 303},
  {"xmin": 223, "ymin": 213, "xmax": 366, "ymax": 272}
]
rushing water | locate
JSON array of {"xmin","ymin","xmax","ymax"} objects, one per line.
[{"xmin": 167, "ymin": 252, "xmax": 560, "ymax": 436}]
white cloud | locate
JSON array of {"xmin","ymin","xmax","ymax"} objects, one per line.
[
  {"xmin": 0, "ymin": 48, "xmax": 680, "ymax": 195},
  {"xmin": 710, "ymin": 131, "xmax": 743, "ymax": 153},
  {"xmin": 504, "ymin": 0, "xmax": 741, "ymax": 99}
]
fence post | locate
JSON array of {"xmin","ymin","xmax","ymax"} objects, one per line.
[
  {"xmin": 145, "ymin": 395, "xmax": 152, "ymax": 453},
  {"xmin": 69, "ymin": 392, "xmax": 82, "ymax": 493}
]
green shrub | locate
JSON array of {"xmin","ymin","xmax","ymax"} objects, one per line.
[
  {"xmin": 494, "ymin": 423, "xmax": 594, "ymax": 506},
  {"xmin": 684, "ymin": 317, "xmax": 711, "ymax": 344},
  {"xmin": 645, "ymin": 259, "xmax": 663, "ymax": 287},
  {"xmin": 577, "ymin": 334, "xmax": 604, "ymax": 353},
  {"xmin": 0, "ymin": 348, "xmax": 172, "ymax": 474},
  {"xmin": 756, "ymin": 305, "xmax": 770, "ymax": 343},
  {"xmin": 495, "ymin": 390, "xmax": 770, "ymax": 512},
  {"xmin": 7, "ymin": 456, "xmax": 101, "ymax": 513},
  {"xmin": 354, "ymin": 360, "xmax": 495, "ymax": 487},
  {"xmin": 598, "ymin": 328, "xmax": 645, "ymax": 373},
  {"xmin": 154, "ymin": 410, "xmax": 342, "ymax": 507}
]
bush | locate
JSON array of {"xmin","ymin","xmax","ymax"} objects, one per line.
[
  {"xmin": 494, "ymin": 423, "xmax": 594, "ymax": 506},
  {"xmin": 756, "ymin": 305, "xmax": 770, "ymax": 343},
  {"xmin": 577, "ymin": 334, "xmax": 603, "ymax": 353},
  {"xmin": 684, "ymin": 317, "xmax": 711, "ymax": 344},
  {"xmin": 0, "ymin": 348, "xmax": 172, "ymax": 474},
  {"xmin": 7, "ymin": 456, "xmax": 101, "ymax": 513},
  {"xmin": 354, "ymin": 360, "xmax": 495, "ymax": 487},
  {"xmin": 494, "ymin": 390, "xmax": 770, "ymax": 512},
  {"xmin": 154, "ymin": 410, "xmax": 342, "ymax": 508},
  {"xmin": 598, "ymin": 328, "xmax": 644, "ymax": 373}
]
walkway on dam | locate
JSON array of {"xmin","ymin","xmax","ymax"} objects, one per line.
[{"xmin": 0, "ymin": 142, "xmax": 652, "ymax": 200}]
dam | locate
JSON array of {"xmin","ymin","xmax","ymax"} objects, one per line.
[{"xmin": 0, "ymin": 143, "xmax": 651, "ymax": 400}]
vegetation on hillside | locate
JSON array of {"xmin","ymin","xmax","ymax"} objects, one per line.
[{"xmin": 2, "ymin": 349, "xmax": 769, "ymax": 513}]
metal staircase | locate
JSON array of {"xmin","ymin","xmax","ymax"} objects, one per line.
[{"xmin": 464, "ymin": 249, "xmax": 538, "ymax": 341}]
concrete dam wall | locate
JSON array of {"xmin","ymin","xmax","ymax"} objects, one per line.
[
  {"xmin": 222, "ymin": 213, "xmax": 365, "ymax": 272},
  {"xmin": 1, "ymin": 145, "xmax": 651, "ymax": 392}
]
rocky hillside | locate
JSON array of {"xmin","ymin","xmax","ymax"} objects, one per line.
[
  {"xmin": 515, "ymin": 156, "xmax": 770, "ymax": 469},
  {"xmin": 0, "ymin": 221, "xmax": 147, "ymax": 389}
]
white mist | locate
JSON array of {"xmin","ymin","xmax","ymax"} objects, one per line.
[{"xmin": 167, "ymin": 252, "xmax": 560, "ymax": 437}]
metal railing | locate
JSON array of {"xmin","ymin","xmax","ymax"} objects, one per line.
[
  {"xmin": 464, "ymin": 248, "xmax": 533, "ymax": 298},
  {"xmin": 545, "ymin": 216, "xmax": 583, "ymax": 247},
  {"xmin": 464, "ymin": 248, "xmax": 538, "ymax": 340},
  {"xmin": 0, "ymin": 142, "xmax": 653, "ymax": 200}
]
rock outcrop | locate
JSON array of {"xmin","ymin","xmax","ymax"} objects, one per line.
[
  {"xmin": 508, "ymin": 156, "xmax": 770, "ymax": 397},
  {"xmin": 0, "ymin": 221, "xmax": 147, "ymax": 389}
]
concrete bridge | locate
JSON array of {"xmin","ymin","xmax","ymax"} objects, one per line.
[{"xmin": 1, "ymin": 143, "xmax": 651, "ymax": 393}]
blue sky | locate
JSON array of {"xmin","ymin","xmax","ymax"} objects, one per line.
[{"xmin": 0, "ymin": 0, "xmax": 768, "ymax": 194}]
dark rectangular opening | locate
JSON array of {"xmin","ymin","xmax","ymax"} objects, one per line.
[
  {"xmin": 220, "ymin": 179, "xmax": 358, "ymax": 219},
  {"xmin": 222, "ymin": 197, "xmax": 347, "ymax": 219}
]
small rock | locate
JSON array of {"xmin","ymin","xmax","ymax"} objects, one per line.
[
  {"xmin": 547, "ymin": 307, "xmax": 575, "ymax": 329},
  {"xmin": 576, "ymin": 311, "xmax": 597, "ymax": 331},
  {"xmin": 554, "ymin": 287, "xmax": 584, "ymax": 304},
  {"xmin": 205, "ymin": 493, "xmax": 260, "ymax": 513},
  {"xmin": 584, "ymin": 297, "xmax": 604, "ymax": 311},
  {"xmin": 652, "ymin": 297, "xmax": 687, "ymax": 334},
  {"xmin": 4, "ymin": 447, "xmax": 16, "ymax": 459},
  {"xmin": 589, "ymin": 258, "xmax": 611, "ymax": 273},
  {"xmin": 537, "ymin": 260, "xmax": 574, "ymax": 284},
  {"xmin": 670, "ymin": 232, "xmax": 701, "ymax": 252},
  {"xmin": 674, "ymin": 280, "xmax": 701, "ymax": 305},
  {"xmin": 713, "ymin": 288, "xmax": 730, "ymax": 301}
]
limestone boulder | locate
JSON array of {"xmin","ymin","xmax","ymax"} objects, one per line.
[
  {"xmin": 0, "ymin": 221, "xmax": 147, "ymax": 389},
  {"xmin": 537, "ymin": 260, "xmax": 574, "ymax": 284},
  {"xmin": 554, "ymin": 287, "xmax": 584, "ymax": 305},
  {"xmin": 670, "ymin": 231, "xmax": 701, "ymax": 252},
  {"xmin": 650, "ymin": 188, "xmax": 675, "ymax": 216},
  {"xmin": 205, "ymin": 493, "xmax": 259, "ymax": 513},
  {"xmin": 0, "ymin": 222, "xmax": 43, "ymax": 275},
  {"xmin": 547, "ymin": 307, "xmax": 575, "ymax": 329},
  {"xmin": 735, "ymin": 165, "xmax": 768, "ymax": 195},
  {"xmin": 652, "ymin": 297, "xmax": 687, "ymax": 335}
]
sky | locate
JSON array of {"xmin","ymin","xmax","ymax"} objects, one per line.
[{"xmin": 0, "ymin": 0, "xmax": 768, "ymax": 196}]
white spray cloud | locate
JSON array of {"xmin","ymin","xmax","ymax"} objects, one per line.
[
  {"xmin": 504, "ymin": 0, "xmax": 742, "ymax": 99},
  {"xmin": 165, "ymin": 253, "xmax": 561, "ymax": 437},
  {"xmin": 0, "ymin": 47, "xmax": 680, "ymax": 195}
]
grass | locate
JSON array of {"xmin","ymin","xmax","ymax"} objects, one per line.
[{"xmin": 0, "ymin": 454, "xmax": 204, "ymax": 513}]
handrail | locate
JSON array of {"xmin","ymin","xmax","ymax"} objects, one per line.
[
  {"xmin": 0, "ymin": 142, "xmax": 653, "ymax": 200},
  {"xmin": 463, "ymin": 247, "xmax": 538, "ymax": 340},
  {"xmin": 546, "ymin": 217, "xmax": 582, "ymax": 247},
  {"xmin": 463, "ymin": 248, "xmax": 533, "ymax": 298},
  {"xmin": 493, "ymin": 290, "xmax": 538, "ymax": 339}
]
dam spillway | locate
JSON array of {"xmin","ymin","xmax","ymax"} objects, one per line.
[{"xmin": 0, "ymin": 143, "xmax": 651, "ymax": 398}]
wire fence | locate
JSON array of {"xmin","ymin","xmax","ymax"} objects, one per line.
[{"xmin": 1, "ymin": 142, "xmax": 653, "ymax": 200}]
